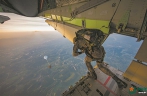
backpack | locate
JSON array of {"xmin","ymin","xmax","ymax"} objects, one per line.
[{"xmin": 74, "ymin": 29, "xmax": 105, "ymax": 51}]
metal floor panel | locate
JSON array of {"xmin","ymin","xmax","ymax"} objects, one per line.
[{"xmin": 135, "ymin": 38, "xmax": 147, "ymax": 63}]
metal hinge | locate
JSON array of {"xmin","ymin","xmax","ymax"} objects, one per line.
[{"xmin": 116, "ymin": 10, "xmax": 130, "ymax": 33}]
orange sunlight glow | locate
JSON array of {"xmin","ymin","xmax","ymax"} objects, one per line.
[{"xmin": 0, "ymin": 13, "xmax": 55, "ymax": 32}]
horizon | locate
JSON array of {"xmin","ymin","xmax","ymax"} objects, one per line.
[{"xmin": 0, "ymin": 13, "xmax": 55, "ymax": 32}]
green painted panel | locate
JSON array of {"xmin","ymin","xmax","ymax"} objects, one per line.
[
  {"xmin": 50, "ymin": 15, "xmax": 110, "ymax": 34},
  {"xmin": 63, "ymin": 17, "xmax": 82, "ymax": 27},
  {"xmin": 0, "ymin": 6, "xmax": 3, "ymax": 12},
  {"xmin": 56, "ymin": 15, "xmax": 61, "ymax": 21},
  {"xmin": 52, "ymin": 14, "xmax": 56, "ymax": 19},
  {"xmin": 44, "ymin": 13, "xmax": 51, "ymax": 18},
  {"xmin": 86, "ymin": 19, "xmax": 110, "ymax": 34}
]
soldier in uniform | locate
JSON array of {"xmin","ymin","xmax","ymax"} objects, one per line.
[
  {"xmin": 73, "ymin": 29, "xmax": 106, "ymax": 79},
  {"xmin": 72, "ymin": 35, "xmax": 98, "ymax": 79},
  {"xmin": 72, "ymin": 29, "xmax": 127, "ymax": 89}
]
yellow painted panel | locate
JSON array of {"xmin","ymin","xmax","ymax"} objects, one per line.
[
  {"xmin": 64, "ymin": 18, "xmax": 82, "ymax": 27},
  {"xmin": 123, "ymin": 60, "xmax": 147, "ymax": 87},
  {"xmin": 86, "ymin": 19, "xmax": 110, "ymax": 34},
  {"xmin": 47, "ymin": 14, "xmax": 110, "ymax": 34},
  {"xmin": 62, "ymin": 16, "xmax": 110, "ymax": 34},
  {"xmin": 44, "ymin": 13, "xmax": 51, "ymax": 18},
  {"xmin": 52, "ymin": 15, "xmax": 56, "ymax": 20},
  {"xmin": 56, "ymin": 15, "xmax": 61, "ymax": 21}
]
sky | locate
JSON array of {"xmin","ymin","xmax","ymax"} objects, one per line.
[{"xmin": 0, "ymin": 12, "xmax": 55, "ymax": 32}]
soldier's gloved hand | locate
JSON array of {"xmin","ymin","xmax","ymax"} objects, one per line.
[
  {"xmin": 81, "ymin": 49, "xmax": 85, "ymax": 53},
  {"xmin": 73, "ymin": 37, "xmax": 77, "ymax": 44},
  {"xmin": 78, "ymin": 52, "xmax": 83, "ymax": 54}
]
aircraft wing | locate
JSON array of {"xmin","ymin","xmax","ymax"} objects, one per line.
[
  {"xmin": 37, "ymin": 0, "xmax": 147, "ymax": 44},
  {"xmin": 1, "ymin": 0, "xmax": 147, "ymax": 41},
  {"xmin": 0, "ymin": 0, "xmax": 56, "ymax": 17}
]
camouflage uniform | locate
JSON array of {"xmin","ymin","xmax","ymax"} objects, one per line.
[
  {"xmin": 84, "ymin": 46, "xmax": 105, "ymax": 79},
  {"xmin": 73, "ymin": 37, "xmax": 107, "ymax": 79}
]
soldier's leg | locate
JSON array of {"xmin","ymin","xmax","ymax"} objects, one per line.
[
  {"xmin": 97, "ymin": 62, "xmax": 127, "ymax": 89},
  {"xmin": 85, "ymin": 56, "xmax": 97, "ymax": 79},
  {"xmin": 97, "ymin": 62, "xmax": 115, "ymax": 77}
]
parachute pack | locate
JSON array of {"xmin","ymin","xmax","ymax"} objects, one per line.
[{"xmin": 74, "ymin": 29, "xmax": 105, "ymax": 50}]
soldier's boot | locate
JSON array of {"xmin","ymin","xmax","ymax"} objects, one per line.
[
  {"xmin": 112, "ymin": 75, "xmax": 127, "ymax": 89},
  {"xmin": 87, "ymin": 71, "xmax": 97, "ymax": 80},
  {"xmin": 86, "ymin": 62, "xmax": 97, "ymax": 80},
  {"xmin": 90, "ymin": 71, "xmax": 97, "ymax": 80}
]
